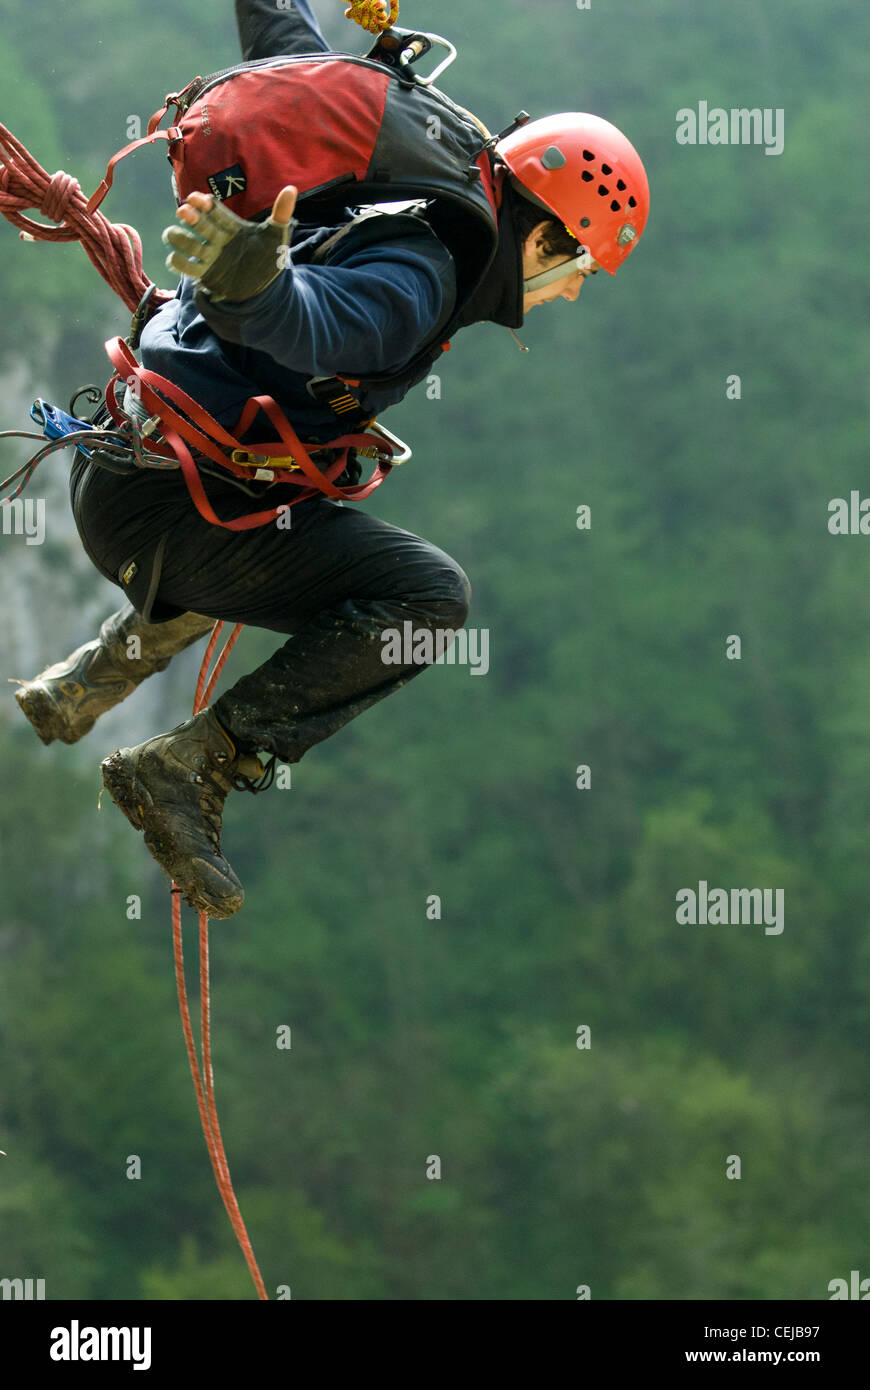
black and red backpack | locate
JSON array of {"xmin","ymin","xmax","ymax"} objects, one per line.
[{"xmin": 91, "ymin": 49, "xmax": 505, "ymax": 353}]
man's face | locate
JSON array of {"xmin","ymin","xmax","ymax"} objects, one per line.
[{"xmin": 522, "ymin": 221, "xmax": 600, "ymax": 313}]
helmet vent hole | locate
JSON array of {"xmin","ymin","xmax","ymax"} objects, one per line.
[
  {"xmin": 617, "ymin": 179, "xmax": 626, "ymax": 191},
  {"xmin": 581, "ymin": 170, "xmax": 594, "ymax": 182},
  {"xmin": 582, "ymin": 149, "xmax": 595, "ymax": 161},
  {"xmin": 628, "ymin": 195, "xmax": 637, "ymax": 208},
  {"xmin": 601, "ymin": 163, "xmax": 612, "ymax": 175},
  {"xmin": 610, "ymin": 200, "xmax": 621, "ymax": 211},
  {"xmin": 597, "ymin": 184, "xmax": 609, "ymax": 196}
]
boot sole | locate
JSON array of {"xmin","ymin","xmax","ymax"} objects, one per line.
[
  {"xmin": 100, "ymin": 750, "xmax": 244, "ymax": 920},
  {"xmin": 14, "ymin": 683, "xmax": 93, "ymax": 746}
]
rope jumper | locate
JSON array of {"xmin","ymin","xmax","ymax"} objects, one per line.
[{"xmin": 0, "ymin": 0, "xmax": 403, "ymax": 1301}]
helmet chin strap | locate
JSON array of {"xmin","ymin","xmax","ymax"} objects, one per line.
[{"xmin": 524, "ymin": 249, "xmax": 594, "ymax": 294}]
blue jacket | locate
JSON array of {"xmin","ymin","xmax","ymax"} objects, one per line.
[{"xmin": 141, "ymin": 217, "xmax": 457, "ymax": 445}]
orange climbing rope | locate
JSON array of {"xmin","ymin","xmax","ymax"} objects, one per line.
[{"xmin": 171, "ymin": 619, "xmax": 268, "ymax": 1301}]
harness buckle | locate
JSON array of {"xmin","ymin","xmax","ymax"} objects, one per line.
[
  {"xmin": 231, "ymin": 449, "xmax": 298, "ymax": 472},
  {"xmin": 306, "ymin": 375, "xmax": 364, "ymax": 417}
]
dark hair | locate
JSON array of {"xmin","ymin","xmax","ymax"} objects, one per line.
[{"xmin": 512, "ymin": 189, "xmax": 580, "ymax": 259}]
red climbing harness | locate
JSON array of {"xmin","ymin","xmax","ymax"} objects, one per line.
[{"xmin": 103, "ymin": 337, "xmax": 400, "ymax": 531}]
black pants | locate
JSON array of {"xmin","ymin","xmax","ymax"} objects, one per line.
[{"xmin": 69, "ymin": 453, "xmax": 471, "ymax": 762}]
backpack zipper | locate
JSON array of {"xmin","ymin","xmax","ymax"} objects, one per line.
[{"xmin": 175, "ymin": 53, "xmax": 410, "ymax": 116}]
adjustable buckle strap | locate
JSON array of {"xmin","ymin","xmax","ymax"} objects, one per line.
[
  {"xmin": 230, "ymin": 445, "xmax": 342, "ymax": 483},
  {"xmin": 306, "ymin": 375, "xmax": 367, "ymax": 420},
  {"xmin": 231, "ymin": 449, "xmax": 297, "ymax": 480}
]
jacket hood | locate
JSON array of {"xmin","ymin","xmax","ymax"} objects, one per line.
[{"xmin": 450, "ymin": 175, "xmax": 525, "ymax": 333}]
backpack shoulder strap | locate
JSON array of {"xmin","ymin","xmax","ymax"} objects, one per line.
[
  {"xmin": 305, "ymin": 207, "xmax": 457, "ymax": 419},
  {"xmin": 310, "ymin": 205, "xmax": 443, "ymax": 264}
]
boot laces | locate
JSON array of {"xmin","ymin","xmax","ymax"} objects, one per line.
[
  {"xmin": 232, "ymin": 754, "xmax": 278, "ymax": 795},
  {"xmin": 198, "ymin": 791, "xmax": 223, "ymax": 845}
]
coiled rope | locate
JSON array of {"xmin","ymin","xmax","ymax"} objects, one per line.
[{"xmin": 0, "ymin": 122, "xmax": 172, "ymax": 315}]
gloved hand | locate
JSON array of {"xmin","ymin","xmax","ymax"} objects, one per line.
[
  {"xmin": 162, "ymin": 185, "xmax": 298, "ymax": 303},
  {"xmin": 343, "ymin": 1, "xmax": 399, "ymax": 36}
]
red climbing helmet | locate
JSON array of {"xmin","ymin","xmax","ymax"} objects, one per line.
[{"xmin": 497, "ymin": 113, "xmax": 650, "ymax": 274}]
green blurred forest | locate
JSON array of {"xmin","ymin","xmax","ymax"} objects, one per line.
[{"xmin": 1, "ymin": 0, "xmax": 868, "ymax": 1299}]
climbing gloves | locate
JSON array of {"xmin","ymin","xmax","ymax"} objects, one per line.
[{"xmin": 162, "ymin": 200, "xmax": 295, "ymax": 303}]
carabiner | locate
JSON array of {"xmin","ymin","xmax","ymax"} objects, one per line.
[
  {"xmin": 369, "ymin": 28, "xmax": 458, "ymax": 87},
  {"xmin": 366, "ymin": 421, "xmax": 413, "ymax": 465}
]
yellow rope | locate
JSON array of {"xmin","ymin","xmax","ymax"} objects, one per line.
[{"xmin": 344, "ymin": 1, "xmax": 399, "ymax": 36}]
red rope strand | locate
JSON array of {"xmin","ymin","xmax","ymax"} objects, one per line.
[
  {"xmin": 200, "ymin": 623, "xmax": 243, "ymax": 709},
  {"xmin": 172, "ymin": 621, "xmax": 266, "ymax": 1300}
]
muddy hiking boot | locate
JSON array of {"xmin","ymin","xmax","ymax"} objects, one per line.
[
  {"xmin": 100, "ymin": 708, "xmax": 276, "ymax": 920},
  {"xmin": 12, "ymin": 604, "xmax": 216, "ymax": 745}
]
